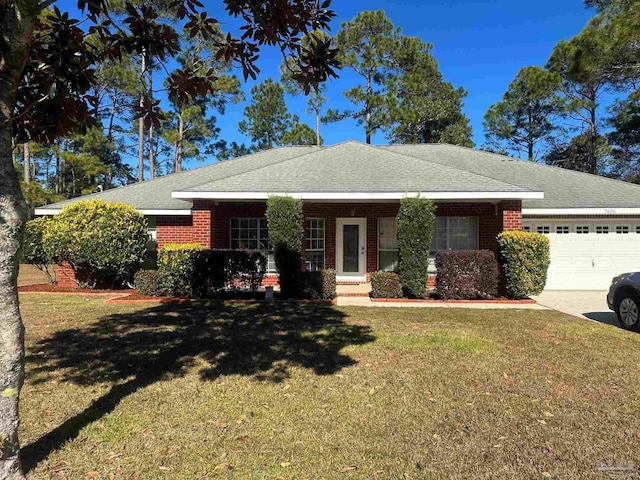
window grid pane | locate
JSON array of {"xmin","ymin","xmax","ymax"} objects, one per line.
[
  {"xmin": 431, "ymin": 217, "xmax": 479, "ymax": 252},
  {"xmin": 537, "ymin": 226, "xmax": 550, "ymax": 235},
  {"xmin": 378, "ymin": 218, "xmax": 399, "ymax": 272},
  {"xmin": 616, "ymin": 225, "xmax": 629, "ymax": 234},
  {"xmin": 305, "ymin": 219, "xmax": 325, "ymax": 271},
  {"xmin": 596, "ymin": 225, "xmax": 609, "ymax": 234},
  {"xmin": 577, "ymin": 225, "xmax": 589, "ymax": 234},
  {"xmin": 230, "ymin": 218, "xmax": 275, "ymax": 274}
]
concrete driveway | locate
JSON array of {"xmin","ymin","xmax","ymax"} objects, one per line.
[{"xmin": 532, "ymin": 291, "xmax": 618, "ymax": 326}]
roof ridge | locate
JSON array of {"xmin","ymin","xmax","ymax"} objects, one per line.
[
  {"xmin": 182, "ymin": 142, "xmax": 367, "ymax": 191},
  {"xmin": 394, "ymin": 143, "xmax": 640, "ymax": 191},
  {"xmin": 377, "ymin": 144, "xmax": 536, "ymax": 193}
]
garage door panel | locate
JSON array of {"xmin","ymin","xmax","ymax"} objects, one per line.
[{"xmin": 527, "ymin": 222, "xmax": 640, "ymax": 290}]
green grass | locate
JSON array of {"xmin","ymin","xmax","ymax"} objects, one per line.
[{"xmin": 19, "ymin": 294, "xmax": 640, "ymax": 479}]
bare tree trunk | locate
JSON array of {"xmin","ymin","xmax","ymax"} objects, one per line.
[
  {"xmin": 365, "ymin": 75, "xmax": 371, "ymax": 145},
  {"xmin": 137, "ymin": 52, "xmax": 147, "ymax": 183},
  {"xmin": 22, "ymin": 143, "xmax": 29, "ymax": 184},
  {"xmin": 149, "ymin": 123, "xmax": 155, "ymax": 179},
  {"xmin": 0, "ymin": 2, "xmax": 35, "ymax": 478},
  {"xmin": 315, "ymin": 108, "xmax": 320, "ymax": 146},
  {"xmin": 176, "ymin": 112, "xmax": 184, "ymax": 173}
]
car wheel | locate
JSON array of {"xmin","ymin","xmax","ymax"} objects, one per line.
[{"xmin": 615, "ymin": 291, "xmax": 640, "ymax": 330}]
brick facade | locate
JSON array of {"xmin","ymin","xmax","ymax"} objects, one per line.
[{"xmin": 58, "ymin": 199, "xmax": 522, "ymax": 287}]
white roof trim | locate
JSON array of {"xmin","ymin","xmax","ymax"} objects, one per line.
[
  {"xmin": 172, "ymin": 191, "xmax": 544, "ymax": 200},
  {"xmin": 34, "ymin": 208, "xmax": 193, "ymax": 216},
  {"xmin": 523, "ymin": 208, "xmax": 640, "ymax": 216}
]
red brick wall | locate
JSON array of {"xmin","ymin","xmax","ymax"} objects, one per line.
[
  {"xmin": 56, "ymin": 262, "xmax": 76, "ymax": 287},
  {"xmin": 156, "ymin": 200, "xmax": 212, "ymax": 248}
]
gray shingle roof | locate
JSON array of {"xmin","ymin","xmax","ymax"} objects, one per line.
[
  {"xmin": 181, "ymin": 141, "xmax": 532, "ymax": 194},
  {"xmin": 36, "ymin": 140, "xmax": 640, "ymax": 214},
  {"xmin": 381, "ymin": 144, "xmax": 640, "ymax": 210}
]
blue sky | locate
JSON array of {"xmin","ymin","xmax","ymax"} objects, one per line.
[
  {"xmin": 59, "ymin": 0, "xmax": 596, "ymax": 168},
  {"xmin": 213, "ymin": 0, "xmax": 594, "ymax": 157}
]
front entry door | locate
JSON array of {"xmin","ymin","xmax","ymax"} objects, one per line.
[{"xmin": 336, "ymin": 218, "xmax": 367, "ymax": 281}]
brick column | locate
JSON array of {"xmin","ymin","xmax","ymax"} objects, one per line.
[
  {"xmin": 56, "ymin": 262, "xmax": 77, "ymax": 287},
  {"xmin": 500, "ymin": 200, "xmax": 522, "ymax": 231},
  {"xmin": 192, "ymin": 209, "xmax": 212, "ymax": 248}
]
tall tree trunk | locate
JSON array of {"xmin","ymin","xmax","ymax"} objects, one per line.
[
  {"xmin": 176, "ymin": 111, "xmax": 184, "ymax": 173},
  {"xmin": 589, "ymin": 90, "xmax": 598, "ymax": 175},
  {"xmin": 22, "ymin": 143, "xmax": 30, "ymax": 184},
  {"xmin": 315, "ymin": 108, "xmax": 320, "ymax": 146},
  {"xmin": 0, "ymin": 1, "xmax": 36, "ymax": 478},
  {"xmin": 365, "ymin": 75, "xmax": 371, "ymax": 144},
  {"xmin": 137, "ymin": 52, "xmax": 147, "ymax": 183},
  {"xmin": 149, "ymin": 123, "xmax": 155, "ymax": 179}
]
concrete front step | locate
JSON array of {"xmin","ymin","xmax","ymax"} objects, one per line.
[{"xmin": 336, "ymin": 283, "xmax": 371, "ymax": 296}]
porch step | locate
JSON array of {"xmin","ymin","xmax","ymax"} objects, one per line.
[{"xmin": 336, "ymin": 283, "xmax": 371, "ymax": 297}]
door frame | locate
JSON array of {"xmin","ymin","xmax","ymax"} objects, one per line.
[{"xmin": 336, "ymin": 217, "xmax": 367, "ymax": 282}]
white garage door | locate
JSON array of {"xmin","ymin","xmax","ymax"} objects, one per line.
[{"xmin": 523, "ymin": 220, "xmax": 640, "ymax": 290}]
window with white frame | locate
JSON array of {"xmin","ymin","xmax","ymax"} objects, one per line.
[
  {"xmin": 378, "ymin": 217, "xmax": 399, "ymax": 272},
  {"xmin": 596, "ymin": 225, "xmax": 609, "ymax": 234},
  {"xmin": 523, "ymin": 226, "xmax": 531, "ymax": 232},
  {"xmin": 230, "ymin": 218, "xmax": 276, "ymax": 273},
  {"xmin": 146, "ymin": 217, "xmax": 158, "ymax": 251},
  {"xmin": 576, "ymin": 225, "xmax": 590, "ymax": 234},
  {"xmin": 556, "ymin": 225, "xmax": 570, "ymax": 234},
  {"xmin": 616, "ymin": 225, "xmax": 630, "ymax": 234},
  {"xmin": 431, "ymin": 217, "xmax": 479, "ymax": 252},
  {"xmin": 537, "ymin": 225, "xmax": 550, "ymax": 235},
  {"xmin": 305, "ymin": 218, "xmax": 325, "ymax": 271}
]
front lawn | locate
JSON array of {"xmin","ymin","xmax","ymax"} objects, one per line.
[{"xmin": 19, "ymin": 295, "xmax": 640, "ymax": 479}]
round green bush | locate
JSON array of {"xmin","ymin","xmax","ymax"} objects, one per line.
[
  {"xmin": 43, "ymin": 200, "xmax": 148, "ymax": 287},
  {"xmin": 498, "ymin": 231, "xmax": 550, "ymax": 299},
  {"xmin": 134, "ymin": 270, "xmax": 166, "ymax": 296},
  {"xmin": 22, "ymin": 217, "xmax": 55, "ymax": 283}
]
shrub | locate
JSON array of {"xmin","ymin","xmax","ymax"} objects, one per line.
[
  {"xmin": 498, "ymin": 231, "xmax": 550, "ymax": 299},
  {"xmin": 158, "ymin": 243, "xmax": 206, "ymax": 296},
  {"xmin": 158, "ymin": 245, "xmax": 267, "ymax": 297},
  {"xmin": 134, "ymin": 270, "xmax": 166, "ymax": 296},
  {"xmin": 301, "ymin": 269, "xmax": 337, "ymax": 300},
  {"xmin": 266, "ymin": 196, "xmax": 303, "ymax": 298},
  {"xmin": 370, "ymin": 271, "xmax": 403, "ymax": 299},
  {"xmin": 397, "ymin": 197, "xmax": 436, "ymax": 298},
  {"xmin": 43, "ymin": 200, "xmax": 148, "ymax": 288},
  {"xmin": 22, "ymin": 217, "xmax": 55, "ymax": 283},
  {"xmin": 435, "ymin": 250, "xmax": 499, "ymax": 300}
]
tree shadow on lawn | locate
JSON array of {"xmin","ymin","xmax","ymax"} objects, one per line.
[{"xmin": 22, "ymin": 301, "xmax": 374, "ymax": 472}]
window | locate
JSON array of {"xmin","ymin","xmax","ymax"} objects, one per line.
[
  {"xmin": 637, "ymin": 226, "xmax": 640, "ymax": 234},
  {"xmin": 146, "ymin": 217, "xmax": 157, "ymax": 251},
  {"xmin": 305, "ymin": 219, "xmax": 325, "ymax": 271},
  {"xmin": 576, "ymin": 225, "xmax": 590, "ymax": 234},
  {"xmin": 230, "ymin": 218, "xmax": 275, "ymax": 273},
  {"xmin": 378, "ymin": 217, "xmax": 399, "ymax": 272},
  {"xmin": 596, "ymin": 225, "xmax": 609, "ymax": 234},
  {"xmin": 537, "ymin": 226, "xmax": 550, "ymax": 235},
  {"xmin": 616, "ymin": 225, "xmax": 630, "ymax": 234},
  {"xmin": 556, "ymin": 225, "xmax": 570, "ymax": 234},
  {"xmin": 431, "ymin": 217, "xmax": 479, "ymax": 252},
  {"xmin": 523, "ymin": 226, "xmax": 531, "ymax": 232}
]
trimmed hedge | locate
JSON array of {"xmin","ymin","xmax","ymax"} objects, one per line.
[
  {"xmin": 397, "ymin": 197, "xmax": 436, "ymax": 298},
  {"xmin": 435, "ymin": 250, "xmax": 499, "ymax": 300},
  {"xmin": 498, "ymin": 231, "xmax": 550, "ymax": 299},
  {"xmin": 158, "ymin": 244, "xmax": 267, "ymax": 297},
  {"xmin": 370, "ymin": 271, "xmax": 403, "ymax": 299},
  {"xmin": 22, "ymin": 217, "xmax": 55, "ymax": 283},
  {"xmin": 158, "ymin": 243, "xmax": 205, "ymax": 297},
  {"xmin": 43, "ymin": 200, "xmax": 148, "ymax": 288},
  {"xmin": 134, "ymin": 270, "xmax": 166, "ymax": 297},
  {"xmin": 266, "ymin": 196, "xmax": 304, "ymax": 298},
  {"xmin": 301, "ymin": 269, "xmax": 337, "ymax": 300}
]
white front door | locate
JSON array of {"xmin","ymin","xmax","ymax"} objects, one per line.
[{"xmin": 336, "ymin": 218, "xmax": 367, "ymax": 281}]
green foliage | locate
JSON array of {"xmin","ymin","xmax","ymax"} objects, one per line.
[
  {"xmin": 301, "ymin": 269, "xmax": 337, "ymax": 300},
  {"xmin": 158, "ymin": 245, "xmax": 267, "ymax": 297},
  {"xmin": 22, "ymin": 218, "xmax": 55, "ymax": 283},
  {"xmin": 238, "ymin": 79, "xmax": 293, "ymax": 151},
  {"xmin": 282, "ymin": 116, "xmax": 320, "ymax": 146},
  {"xmin": 157, "ymin": 243, "xmax": 205, "ymax": 296},
  {"xmin": 498, "ymin": 231, "xmax": 551, "ymax": 299},
  {"xmin": 483, "ymin": 66, "xmax": 562, "ymax": 159},
  {"xmin": 397, "ymin": 197, "xmax": 436, "ymax": 299},
  {"xmin": 265, "ymin": 196, "xmax": 303, "ymax": 298},
  {"xmin": 43, "ymin": 200, "xmax": 148, "ymax": 288},
  {"xmin": 327, "ymin": 10, "xmax": 400, "ymax": 143},
  {"xmin": 385, "ymin": 36, "xmax": 474, "ymax": 147},
  {"xmin": 608, "ymin": 96, "xmax": 640, "ymax": 182},
  {"xmin": 134, "ymin": 270, "xmax": 167, "ymax": 296},
  {"xmin": 435, "ymin": 251, "xmax": 499, "ymax": 300},
  {"xmin": 545, "ymin": 133, "xmax": 610, "ymax": 173},
  {"xmin": 370, "ymin": 271, "xmax": 402, "ymax": 299}
]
